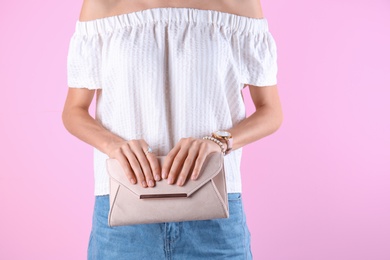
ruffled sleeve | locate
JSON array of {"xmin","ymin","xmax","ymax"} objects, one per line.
[
  {"xmin": 67, "ymin": 25, "xmax": 103, "ymax": 90},
  {"xmin": 240, "ymin": 30, "xmax": 278, "ymax": 87}
]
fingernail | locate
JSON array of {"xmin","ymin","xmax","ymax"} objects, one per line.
[
  {"xmin": 162, "ymin": 171, "xmax": 167, "ymax": 179},
  {"xmin": 142, "ymin": 181, "xmax": 147, "ymax": 187},
  {"xmin": 154, "ymin": 174, "xmax": 161, "ymax": 181},
  {"xmin": 168, "ymin": 177, "xmax": 173, "ymax": 184},
  {"xmin": 130, "ymin": 178, "xmax": 136, "ymax": 184},
  {"xmin": 148, "ymin": 180, "xmax": 154, "ymax": 187},
  {"xmin": 191, "ymin": 175, "xmax": 198, "ymax": 180},
  {"xmin": 177, "ymin": 178, "xmax": 184, "ymax": 186}
]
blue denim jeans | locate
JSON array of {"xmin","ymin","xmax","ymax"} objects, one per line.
[{"xmin": 88, "ymin": 193, "xmax": 252, "ymax": 260}]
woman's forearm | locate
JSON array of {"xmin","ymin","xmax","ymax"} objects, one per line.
[
  {"xmin": 63, "ymin": 103, "xmax": 282, "ymax": 156},
  {"xmin": 226, "ymin": 105, "xmax": 283, "ymax": 151},
  {"xmin": 62, "ymin": 107, "xmax": 125, "ymax": 155}
]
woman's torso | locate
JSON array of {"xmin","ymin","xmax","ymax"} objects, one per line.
[
  {"xmin": 72, "ymin": 1, "xmax": 272, "ymax": 195},
  {"xmin": 80, "ymin": 0, "xmax": 264, "ymax": 21}
]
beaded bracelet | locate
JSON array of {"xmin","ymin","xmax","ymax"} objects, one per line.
[{"xmin": 202, "ymin": 136, "xmax": 226, "ymax": 155}]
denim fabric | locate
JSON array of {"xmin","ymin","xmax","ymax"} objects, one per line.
[{"xmin": 88, "ymin": 193, "xmax": 252, "ymax": 260}]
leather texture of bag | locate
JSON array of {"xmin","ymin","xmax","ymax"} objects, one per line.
[{"xmin": 106, "ymin": 151, "xmax": 229, "ymax": 226}]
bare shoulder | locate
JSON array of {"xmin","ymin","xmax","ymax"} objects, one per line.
[
  {"xmin": 78, "ymin": 0, "xmax": 116, "ymax": 22},
  {"xmin": 246, "ymin": 0, "xmax": 264, "ymax": 18},
  {"xmin": 228, "ymin": 0, "xmax": 264, "ymax": 19}
]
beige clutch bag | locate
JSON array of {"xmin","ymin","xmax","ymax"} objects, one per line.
[{"xmin": 105, "ymin": 151, "xmax": 229, "ymax": 226}]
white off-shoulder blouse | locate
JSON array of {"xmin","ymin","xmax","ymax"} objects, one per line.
[{"xmin": 67, "ymin": 7, "xmax": 278, "ymax": 195}]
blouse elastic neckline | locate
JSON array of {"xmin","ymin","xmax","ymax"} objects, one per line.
[{"xmin": 74, "ymin": 7, "xmax": 269, "ymax": 35}]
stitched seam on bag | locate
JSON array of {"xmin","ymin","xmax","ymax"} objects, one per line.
[
  {"xmin": 108, "ymin": 183, "xmax": 120, "ymax": 227},
  {"xmin": 211, "ymin": 180, "xmax": 228, "ymax": 217},
  {"xmin": 107, "ymin": 159, "xmax": 142, "ymax": 198},
  {"xmin": 112, "ymin": 181, "xmax": 140, "ymax": 198}
]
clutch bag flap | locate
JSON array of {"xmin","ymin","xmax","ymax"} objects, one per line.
[
  {"xmin": 106, "ymin": 152, "xmax": 224, "ymax": 198},
  {"xmin": 106, "ymin": 151, "xmax": 228, "ymax": 226}
]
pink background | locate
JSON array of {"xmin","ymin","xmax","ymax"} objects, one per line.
[{"xmin": 1, "ymin": 0, "xmax": 389, "ymax": 259}]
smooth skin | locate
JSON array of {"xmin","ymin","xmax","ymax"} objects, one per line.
[{"xmin": 62, "ymin": 0, "xmax": 283, "ymax": 189}]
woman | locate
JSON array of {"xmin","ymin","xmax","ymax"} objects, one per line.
[{"xmin": 62, "ymin": 0, "xmax": 283, "ymax": 259}]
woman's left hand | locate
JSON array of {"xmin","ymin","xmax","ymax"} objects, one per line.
[{"xmin": 161, "ymin": 137, "xmax": 224, "ymax": 186}]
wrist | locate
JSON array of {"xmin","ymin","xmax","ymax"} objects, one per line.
[
  {"xmin": 220, "ymin": 140, "xmax": 228, "ymax": 151},
  {"xmin": 211, "ymin": 130, "xmax": 233, "ymax": 155},
  {"xmin": 202, "ymin": 136, "xmax": 226, "ymax": 155},
  {"xmin": 103, "ymin": 136, "xmax": 126, "ymax": 156}
]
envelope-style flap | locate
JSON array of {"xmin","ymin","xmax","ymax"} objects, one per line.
[{"xmin": 106, "ymin": 152, "xmax": 223, "ymax": 198}]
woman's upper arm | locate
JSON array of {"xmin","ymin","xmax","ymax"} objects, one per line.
[
  {"xmin": 78, "ymin": 0, "xmax": 110, "ymax": 21},
  {"xmin": 248, "ymin": 84, "xmax": 283, "ymax": 121},
  {"xmin": 67, "ymin": 2, "xmax": 107, "ymax": 92},
  {"xmin": 63, "ymin": 88, "xmax": 96, "ymax": 113},
  {"xmin": 64, "ymin": 1, "xmax": 107, "ymax": 117}
]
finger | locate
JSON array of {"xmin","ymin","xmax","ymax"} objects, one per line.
[
  {"xmin": 122, "ymin": 143, "xmax": 147, "ymax": 188},
  {"xmin": 166, "ymin": 138, "xmax": 197, "ymax": 184},
  {"xmin": 166, "ymin": 138, "xmax": 194, "ymax": 184},
  {"xmin": 130, "ymin": 140, "xmax": 155, "ymax": 187},
  {"xmin": 139, "ymin": 140, "xmax": 161, "ymax": 181},
  {"xmin": 176, "ymin": 146, "xmax": 198, "ymax": 186},
  {"xmin": 147, "ymin": 153, "xmax": 162, "ymax": 181},
  {"xmin": 167, "ymin": 150, "xmax": 186, "ymax": 185},
  {"xmin": 115, "ymin": 151, "xmax": 137, "ymax": 185},
  {"xmin": 190, "ymin": 145, "xmax": 210, "ymax": 180},
  {"xmin": 161, "ymin": 143, "xmax": 181, "ymax": 180}
]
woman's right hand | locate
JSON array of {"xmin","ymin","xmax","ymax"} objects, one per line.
[{"xmin": 106, "ymin": 139, "xmax": 161, "ymax": 188}]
